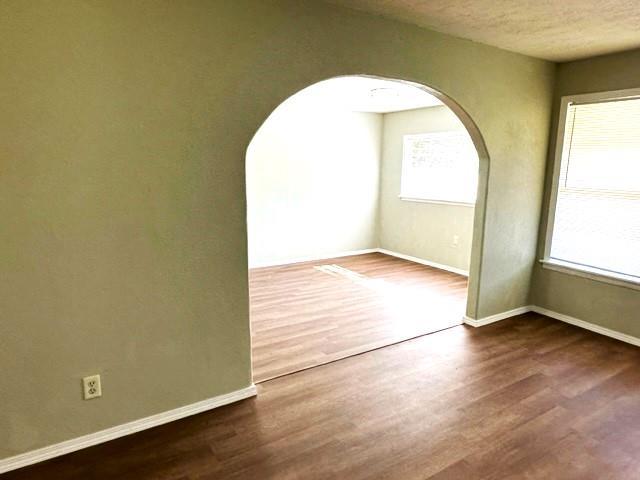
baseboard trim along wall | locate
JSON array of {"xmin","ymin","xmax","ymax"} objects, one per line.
[
  {"xmin": 0, "ymin": 384, "xmax": 257, "ymax": 474},
  {"xmin": 463, "ymin": 306, "xmax": 532, "ymax": 327},
  {"xmin": 530, "ymin": 306, "xmax": 640, "ymax": 348},
  {"xmin": 375, "ymin": 249, "xmax": 469, "ymax": 276},
  {"xmin": 251, "ymin": 248, "xmax": 469, "ymax": 276},
  {"xmin": 249, "ymin": 249, "xmax": 378, "ymax": 269},
  {"xmin": 465, "ymin": 305, "xmax": 640, "ymax": 348}
]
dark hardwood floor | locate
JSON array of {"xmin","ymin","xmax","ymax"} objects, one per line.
[
  {"xmin": 7, "ymin": 313, "xmax": 640, "ymax": 479},
  {"xmin": 250, "ymin": 252, "xmax": 468, "ymax": 382}
]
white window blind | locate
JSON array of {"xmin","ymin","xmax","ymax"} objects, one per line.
[
  {"xmin": 549, "ymin": 97, "xmax": 640, "ymax": 278},
  {"xmin": 400, "ymin": 131, "xmax": 478, "ymax": 204}
]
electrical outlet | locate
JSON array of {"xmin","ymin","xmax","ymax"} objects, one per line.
[
  {"xmin": 452, "ymin": 235, "xmax": 460, "ymax": 247},
  {"xmin": 83, "ymin": 374, "xmax": 102, "ymax": 400}
]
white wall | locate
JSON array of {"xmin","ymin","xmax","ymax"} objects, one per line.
[
  {"xmin": 246, "ymin": 97, "xmax": 382, "ymax": 267},
  {"xmin": 247, "ymin": 100, "xmax": 477, "ymax": 272},
  {"xmin": 378, "ymin": 106, "xmax": 476, "ymax": 272}
]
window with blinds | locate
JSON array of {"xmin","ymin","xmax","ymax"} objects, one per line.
[{"xmin": 548, "ymin": 95, "xmax": 640, "ymax": 280}]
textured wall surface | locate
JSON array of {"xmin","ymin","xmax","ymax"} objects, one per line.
[
  {"xmin": 0, "ymin": 0, "xmax": 554, "ymax": 459},
  {"xmin": 378, "ymin": 106, "xmax": 475, "ymax": 271},
  {"xmin": 531, "ymin": 48, "xmax": 640, "ymax": 337}
]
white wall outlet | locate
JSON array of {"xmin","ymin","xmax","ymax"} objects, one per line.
[
  {"xmin": 452, "ymin": 235, "xmax": 460, "ymax": 247},
  {"xmin": 82, "ymin": 374, "xmax": 102, "ymax": 400}
]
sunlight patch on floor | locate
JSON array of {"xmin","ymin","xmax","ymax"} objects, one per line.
[{"xmin": 314, "ymin": 263, "xmax": 463, "ymax": 335}]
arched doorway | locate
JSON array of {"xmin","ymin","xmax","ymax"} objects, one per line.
[{"xmin": 246, "ymin": 75, "xmax": 490, "ymax": 382}]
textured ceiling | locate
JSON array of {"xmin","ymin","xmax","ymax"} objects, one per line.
[{"xmin": 326, "ymin": 0, "xmax": 640, "ymax": 62}]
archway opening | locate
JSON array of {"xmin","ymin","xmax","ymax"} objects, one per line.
[{"xmin": 246, "ymin": 75, "xmax": 488, "ymax": 383}]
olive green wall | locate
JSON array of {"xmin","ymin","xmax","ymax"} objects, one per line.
[
  {"xmin": 531, "ymin": 48, "xmax": 640, "ymax": 337},
  {"xmin": 379, "ymin": 106, "xmax": 475, "ymax": 272},
  {"xmin": 0, "ymin": 0, "xmax": 554, "ymax": 459}
]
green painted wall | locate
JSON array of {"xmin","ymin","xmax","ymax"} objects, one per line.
[
  {"xmin": 531, "ymin": 48, "xmax": 640, "ymax": 337},
  {"xmin": 0, "ymin": 0, "xmax": 554, "ymax": 459},
  {"xmin": 379, "ymin": 106, "xmax": 475, "ymax": 272}
]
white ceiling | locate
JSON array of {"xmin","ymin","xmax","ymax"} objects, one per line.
[
  {"xmin": 287, "ymin": 77, "xmax": 442, "ymax": 113},
  {"xmin": 327, "ymin": 0, "xmax": 640, "ymax": 62}
]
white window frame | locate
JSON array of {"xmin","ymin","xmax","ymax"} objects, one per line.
[{"xmin": 541, "ymin": 87, "xmax": 640, "ymax": 291}]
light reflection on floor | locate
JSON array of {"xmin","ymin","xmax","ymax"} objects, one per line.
[{"xmin": 314, "ymin": 263, "xmax": 463, "ymax": 338}]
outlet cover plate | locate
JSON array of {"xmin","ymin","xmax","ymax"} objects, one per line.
[{"xmin": 83, "ymin": 374, "xmax": 102, "ymax": 400}]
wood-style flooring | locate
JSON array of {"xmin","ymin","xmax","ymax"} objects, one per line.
[
  {"xmin": 250, "ymin": 252, "xmax": 468, "ymax": 382},
  {"xmin": 8, "ymin": 313, "xmax": 640, "ymax": 479}
]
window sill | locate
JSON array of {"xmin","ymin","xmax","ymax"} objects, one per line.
[
  {"xmin": 398, "ymin": 196, "xmax": 475, "ymax": 207},
  {"xmin": 540, "ymin": 258, "xmax": 640, "ymax": 291}
]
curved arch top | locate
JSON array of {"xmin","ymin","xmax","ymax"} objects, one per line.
[{"xmin": 246, "ymin": 74, "xmax": 491, "ymax": 318}]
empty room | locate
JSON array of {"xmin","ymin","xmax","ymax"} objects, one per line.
[
  {"xmin": 247, "ymin": 76, "xmax": 477, "ymax": 381},
  {"xmin": 2, "ymin": 1, "xmax": 640, "ymax": 479}
]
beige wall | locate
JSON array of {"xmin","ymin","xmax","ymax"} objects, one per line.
[
  {"xmin": 0, "ymin": 0, "xmax": 554, "ymax": 459},
  {"xmin": 379, "ymin": 106, "xmax": 475, "ymax": 272},
  {"xmin": 531, "ymin": 48, "xmax": 640, "ymax": 337}
]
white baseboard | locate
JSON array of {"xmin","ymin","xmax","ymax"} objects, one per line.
[
  {"xmin": 0, "ymin": 384, "xmax": 257, "ymax": 474},
  {"xmin": 463, "ymin": 306, "xmax": 532, "ymax": 327},
  {"xmin": 463, "ymin": 304, "xmax": 640, "ymax": 349},
  {"xmin": 249, "ymin": 249, "xmax": 378, "ymax": 269},
  {"xmin": 530, "ymin": 306, "xmax": 640, "ymax": 348},
  {"xmin": 376, "ymin": 249, "xmax": 469, "ymax": 277},
  {"xmin": 250, "ymin": 247, "xmax": 469, "ymax": 277}
]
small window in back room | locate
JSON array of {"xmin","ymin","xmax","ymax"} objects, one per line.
[
  {"xmin": 545, "ymin": 91, "xmax": 640, "ymax": 281},
  {"xmin": 400, "ymin": 130, "xmax": 478, "ymax": 205}
]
